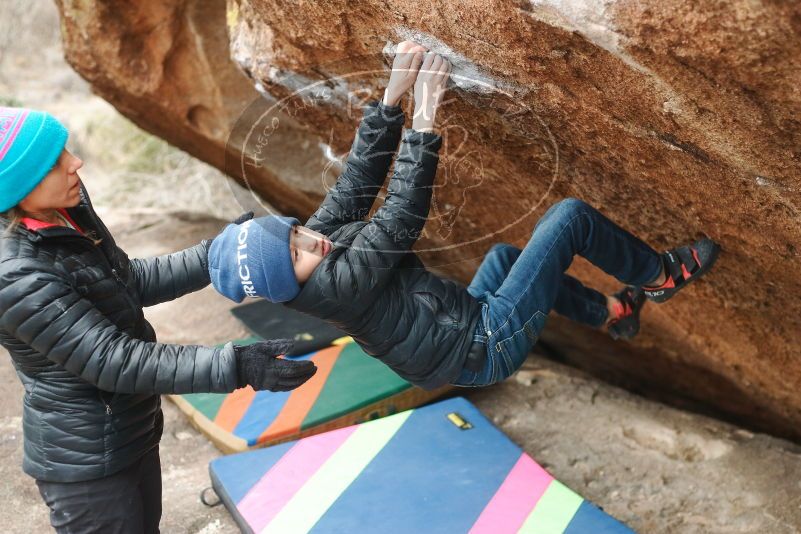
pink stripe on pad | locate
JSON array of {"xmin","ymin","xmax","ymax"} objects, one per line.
[
  {"xmin": 470, "ymin": 453, "xmax": 554, "ymax": 534},
  {"xmin": 237, "ymin": 425, "xmax": 358, "ymax": 532}
]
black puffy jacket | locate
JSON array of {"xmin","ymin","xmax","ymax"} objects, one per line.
[
  {"xmin": 0, "ymin": 184, "xmax": 238, "ymax": 483},
  {"xmin": 285, "ymin": 102, "xmax": 481, "ymax": 390}
]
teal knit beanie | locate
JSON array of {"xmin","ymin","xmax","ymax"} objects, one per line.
[{"xmin": 0, "ymin": 107, "xmax": 69, "ymax": 212}]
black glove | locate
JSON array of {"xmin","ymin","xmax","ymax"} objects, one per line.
[
  {"xmin": 206, "ymin": 211, "xmax": 255, "ymax": 257},
  {"xmin": 234, "ymin": 339, "xmax": 317, "ymax": 392},
  {"xmin": 230, "ymin": 211, "xmax": 255, "ymax": 225}
]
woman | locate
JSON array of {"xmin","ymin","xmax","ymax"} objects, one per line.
[{"xmin": 0, "ymin": 107, "xmax": 317, "ymax": 533}]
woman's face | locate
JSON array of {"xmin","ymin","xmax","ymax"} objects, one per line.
[
  {"xmin": 18, "ymin": 148, "xmax": 83, "ymax": 214},
  {"xmin": 289, "ymin": 225, "xmax": 333, "ymax": 283}
]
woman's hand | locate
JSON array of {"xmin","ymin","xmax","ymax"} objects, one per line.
[
  {"xmin": 412, "ymin": 52, "xmax": 452, "ymax": 133},
  {"xmin": 382, "ymin": 40, "xmax": 427, "ymax": 107},
  {"xmin": 230, "ymin": 211, "xmax": 254, "ymax": 225},
  {"xmin": 206, "ymin": 211, "xmax": 254, "ymax": 260},
  {"xmin": 234, "ymin": 340, "xmax": 317, "ymax": 392}
]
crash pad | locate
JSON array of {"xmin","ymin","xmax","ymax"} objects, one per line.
[
  {"xmin": 169, "ymin": 338, "xmax": 448, "ymax": 453},
  {"xmin": 209, "ymin": 397, "xmax": 633, "ymax": 533},
  {"xmin": 230, "ymin": 300, "xmax": 348, "ymax": 355}
]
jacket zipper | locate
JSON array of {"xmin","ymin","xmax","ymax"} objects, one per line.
[
  {"xmin": 36, "ymin": 230, "xmax": 133, "ymax": 417},
  {"xmin": 68, "ymin": 234, "xmax": 139, "ymax": 417},
  {"xmin": 100, "ymin": 391, "xmax": 113, "ymax": 415},
  {"xmin": 76, "ymin": 198, "xmax": 122, "ymax": 418},
  {"xmin": 78, "ymin": 202, "xmax": 143, "ymax": 314}
]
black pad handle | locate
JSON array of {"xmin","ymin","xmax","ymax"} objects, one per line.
[{"xmin": 200, "ymin": 486, "xmax": 223, "ymax": 508}]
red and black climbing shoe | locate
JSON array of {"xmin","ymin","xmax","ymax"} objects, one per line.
[
  {"xmin": 643, "ymin": 237, "xmax": 721, "ymax": 303},
  {"xmin": 608, "ymin": 286, "xmax": 646, "ymax": 341}
]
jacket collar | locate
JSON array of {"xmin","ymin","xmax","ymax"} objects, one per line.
[
  {"xmin": 20, "ymin": 208, "xmax": 83, "ymax": 233},
  {"xmin": 284, "ymin": 225, "xmax": 354, "ymax": 312}
]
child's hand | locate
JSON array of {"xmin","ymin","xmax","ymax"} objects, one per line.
[
  {"xmin": 412, "ymin": 52, "xmax": 452, "ymax": 133},
  {"xmin": 382, "ymin": 41, "xmax": 427, "ymax": 107}
]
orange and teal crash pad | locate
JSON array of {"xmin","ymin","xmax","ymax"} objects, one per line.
[
  {"xmin": 208, "ymin": 397, "xmax": 633, "ymax": 533},
  {"xmin": 168, "ymin": 338, "xmax": 448, "ymax": 453}
]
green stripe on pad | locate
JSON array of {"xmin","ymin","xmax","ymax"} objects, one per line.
[
  {"xmin": 262, "ymin": 409, "xmax": 413, "ymax": 533},
  {"xmin": 181, "ymin": 392, "xmax": 227, "ymax": 420},
  {"xmin": 518, "ymin": 480, "xmax": 583, "ymax": 533},
  {"xmin": 302, "ymin": 342, "xmax": 410, "ymax": 429}
]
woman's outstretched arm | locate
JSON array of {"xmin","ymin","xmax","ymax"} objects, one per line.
[
  {"xmin": 0, "ymin": 261, "xmax": 239, "ymax": 394},
  {"xmin": 126, "ymin": 239, "xmax": 212, "ymax": 307},
  {"xmin": 126, "ymin": 213, "xmax": 253, "ymax": 307}
]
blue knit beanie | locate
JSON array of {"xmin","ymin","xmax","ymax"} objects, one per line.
[
  {"xmin": 0, "ymin": 107, "xmax": 69, "ymax": 212},
  {"xmin": 208, "ymin": 215, "xmax": 301, "ymax": 303}
]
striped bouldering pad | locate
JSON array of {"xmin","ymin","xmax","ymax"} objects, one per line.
[
  {"xmin": 209, "ymin": 397, "xmax": 633, "ymax": 533},
  {"xmin": 169, "ymin": 338, "xmax": 448, "ymax": 453}
]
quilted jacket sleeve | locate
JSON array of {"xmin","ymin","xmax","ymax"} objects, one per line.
[
  {"xmin": 305, "ymin": 101, "xmax": 406, "ymax": 235},
  {"xmin": 126, "ymin": 239, "xmax": 212, "ymax": 308},
  {"xmin": 337, "ymin": 129, "xmax": 443, "ymax": 295},
  {"xmin": 0, "ymin": 261, "xmax": 238, "ymax": 394},
  {"xmin": 360, "ymin": 129, "xmax": 443, "ymax": 253}
]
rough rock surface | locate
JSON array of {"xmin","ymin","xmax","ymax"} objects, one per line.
[{"xmin": 55, "ymin": 0, "xmax": 801, "ymax": 440}]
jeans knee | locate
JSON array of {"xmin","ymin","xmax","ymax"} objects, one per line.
[
  {"xmin": 541, "ymin": 198, "xmax": 591, "ymax": 228},
  {"xmin": 556, "ymin": 197, "xmax": 590, "ymax": 216}
]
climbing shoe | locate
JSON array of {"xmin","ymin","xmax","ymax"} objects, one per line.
[
  {"xmin": 643, "ymin": 237, "xmax": 720, "ymax": 303},
  {"xmin": 608, "ymin": 286, "xmax": 646, "ymax": 340}
]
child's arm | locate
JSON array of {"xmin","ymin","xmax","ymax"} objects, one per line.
[
  {"xmin": 306, "ymin": 42, "xmax": 425, "ymax": 235},
  {"xmin": 320, "ymin": 129, "xmax": 441, "ymax": 304},
  {"xmin": 338, "ymin": 53, "xmax": 451, "ymax": 289},
  {"xmin": 304, "ymin": 102, "xmax": 405, "ymax": 234},
  {"xmin": 365, "ymin": 52, "xmax": 451, "ymax": 254},
  {"xmin": 355, "ymin": 128, "xmax": 442, "ymax": 255}
]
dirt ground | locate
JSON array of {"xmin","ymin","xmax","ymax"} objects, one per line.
[{"xmin": 1, "ymin": 3, "xmax": 801, "ymax": 533}]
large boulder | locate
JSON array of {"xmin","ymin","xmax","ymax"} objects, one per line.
[{"xmin": 55, "ymin": 0, "xmax": 801, "ymax": 440}]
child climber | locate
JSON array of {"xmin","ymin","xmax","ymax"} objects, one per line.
[{"xmin": 209, "ymin": 41, "xmax": 720, "ymax": 389}]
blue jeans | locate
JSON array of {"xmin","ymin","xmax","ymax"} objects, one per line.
[{"xmin": 453, "ymin": 198, "xmax": 663, "ymax": 386}]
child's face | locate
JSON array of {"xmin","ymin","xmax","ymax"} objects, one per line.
[{"xmin": 289, "ymin": 225, "xmax": 333, "ymax": 283}]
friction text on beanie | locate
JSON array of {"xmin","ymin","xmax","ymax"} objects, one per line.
[{"xmin": 236, "ymin": 219, "xmax": 257, "ymax": 298}]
